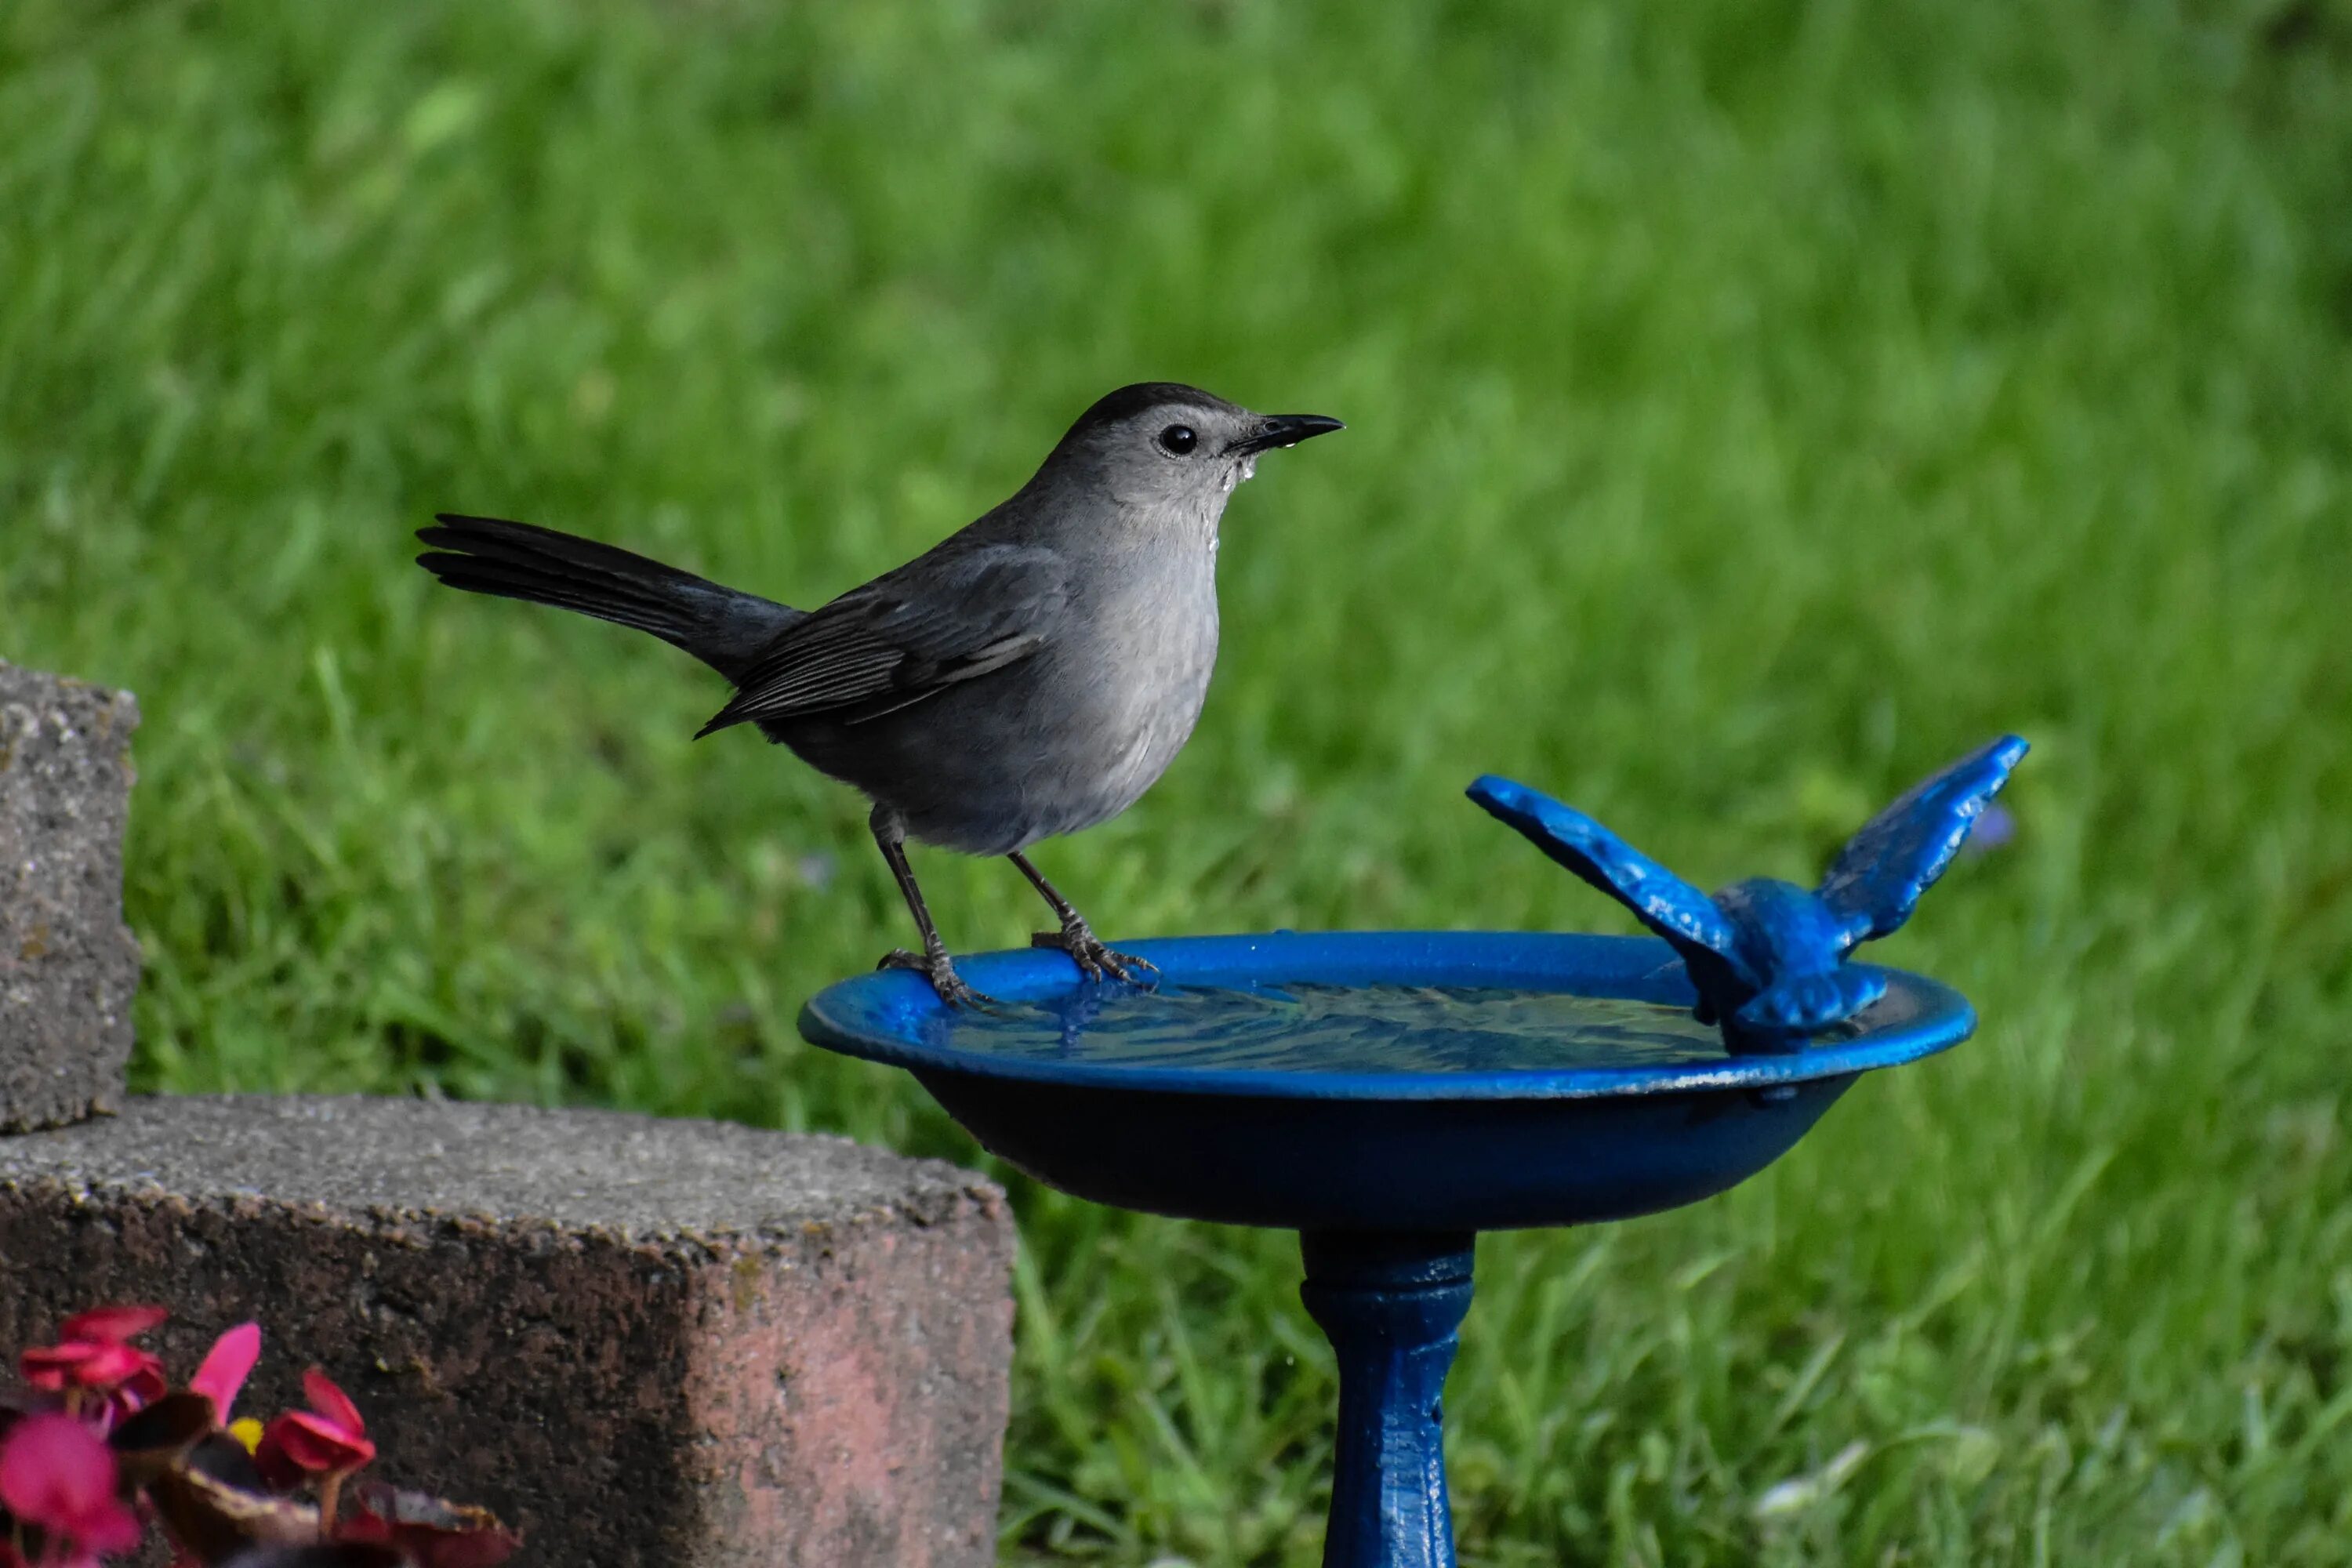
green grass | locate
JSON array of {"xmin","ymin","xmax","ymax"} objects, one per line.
[{"xmin": 5, "ymin": 0, "xmax": 2350, "ymax": 1561}]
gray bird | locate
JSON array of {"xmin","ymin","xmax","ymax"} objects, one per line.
[{"xmin": 416, "ymin": 383, "xmax": 1343, "ymax": 1007}]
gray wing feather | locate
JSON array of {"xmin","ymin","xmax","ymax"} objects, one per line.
[{"xmin": 697, "ymin": 543, "xmax": 1068, "ymax": 735}]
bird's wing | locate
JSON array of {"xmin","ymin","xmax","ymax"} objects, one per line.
[
  {"xmin": 1467, "ymin": 776, "xmax": 1750, "ymax": 973},
  {"xmin": 1816, "ymin": 734, "xmax": 2028, "ymax": 946},
  {"xmin": 695, "ymin": 543, "xmax": 1069, "ymax": 735}
]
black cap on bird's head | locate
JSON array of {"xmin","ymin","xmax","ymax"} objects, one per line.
[{"xmin": 1066, "ymin": 382, "xmax": 1238, "ymax": 434}]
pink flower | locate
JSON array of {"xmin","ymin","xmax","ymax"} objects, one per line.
[
  {"xmin": 262, "ymin": 1369, "xmax": 376, "ymax": 1476},
  {"xmin": 19, "ymin": 1342, "xmax": 151, "ymax": 1394},
  {"xmin": 0, "ymin": 1412, "xmax": 142, "ymax": 1563},
  {"xmin": 18, "ymin": 1306, "xmax": 169, "ymax": 1424},
  {"xmin": 187, "ymin": 1323, "xmax": 261, "ymax": 1424},
  {"xmin": 57, "ymin": 1308, "xmax": 167, "ymax": 1345},
  {"xmin": 256, "ymin": 1369, "xmax": 376, "ymax": 1536}
]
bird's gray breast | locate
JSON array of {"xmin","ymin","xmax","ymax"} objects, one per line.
[
  {"xmin": 779, "ymin": 543, "xmax": 1221, "ymax": 856},
  {"xmin": 1008, "ymin": 546, "xmax": 1220, "ymax": 845}
]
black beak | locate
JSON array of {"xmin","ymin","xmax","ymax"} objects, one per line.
[{"xmin": 1229, "ymin": 414, "xmax": 1345, "ymax": 457}]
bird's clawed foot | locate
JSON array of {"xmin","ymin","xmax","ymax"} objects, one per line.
[
  {"xmin": 1031, "ymin": 918, "xmax": 1159, "ymax": 988},
  {"xmin": 878, "ymin": 947, "xmax": 1000, "ymax": 1011}
]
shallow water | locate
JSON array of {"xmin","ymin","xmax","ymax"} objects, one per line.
[{"xmin": 927, "ymin": 982, "xmax": 1753, "ymax": 1075}]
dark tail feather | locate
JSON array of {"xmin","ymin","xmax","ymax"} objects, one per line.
[{"xmin": 416, "ymin": 514, "xmax": 800, "ymax": 681}]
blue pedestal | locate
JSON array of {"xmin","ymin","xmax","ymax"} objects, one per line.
[{"xmin": 1301, "ymin": 1232, "xmax": 1477, "ymax": 1568}]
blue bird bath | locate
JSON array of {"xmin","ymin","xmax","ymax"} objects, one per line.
[{"xmin": 800, "ymin": 929, "xmax": 1976, "ymax": 1568}]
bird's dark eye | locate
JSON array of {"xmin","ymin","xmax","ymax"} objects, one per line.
[{"xmin": 1157, "ymin": 423, "xmax": 1198, "ymax": 456}]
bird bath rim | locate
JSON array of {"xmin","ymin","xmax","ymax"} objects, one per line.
[{"xmin": 796, "ymin": 928, "xmax": 1976, "ymax": 1102}]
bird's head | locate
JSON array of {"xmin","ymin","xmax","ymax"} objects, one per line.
[{"xmin": 1039, "ymin": 382, "xmax": 1343, "ymax": 521}]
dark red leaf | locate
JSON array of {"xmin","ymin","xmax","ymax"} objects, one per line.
[
  {"xmin": 110, "ymin": 1392, "xmax": 216, "ymax": 1486},
  {"xmin": 183, "ymin": 1430, "xmax": 271, "ymax": 1494},
  {"xmin": 218, "ymin": 1546, "xmax": 405, "ymax": 1568},
  {"xmin": 346, "ymin": 1481, "xmax": 521, "ymax": 1568},
  {"xmin": 147, "ymin": 1466, "xmax": 321, "ymax": 1564}
]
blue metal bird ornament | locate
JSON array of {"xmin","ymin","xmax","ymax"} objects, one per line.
[{"xmin": 1468, "ymin": 735, "xmax": 2027, "ymax": 1046}]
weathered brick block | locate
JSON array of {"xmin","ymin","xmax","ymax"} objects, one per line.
[
  {"xmin": 0, "ymin": 1095, "xmax": 1015, "ymax": 1567},
  {"xmin": 0, "ymin": 659, "xmax": 140, "ymax": 1131}
]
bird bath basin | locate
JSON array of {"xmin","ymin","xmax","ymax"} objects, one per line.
[{"xmin": 800, "ymin": 929, "xmax": 1976, "ymax": 1568}]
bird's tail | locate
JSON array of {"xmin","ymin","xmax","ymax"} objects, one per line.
[{"xmin": 416, "ymin": 514, "xmax": 800, "ymax": 681}]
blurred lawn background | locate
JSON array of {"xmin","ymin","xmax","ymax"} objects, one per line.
[{"xmin": 4, "ymin": 0, "xmax": 2350, "ymax": 1562}]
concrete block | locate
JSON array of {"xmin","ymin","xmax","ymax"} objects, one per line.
[
  {"xmin": 0, "ymin": 1095, "xmax": 1015, "ymax": 1567},
  {"xmin": 0, "ymin": 659, "xmax": 140, "ymax": 1131}
]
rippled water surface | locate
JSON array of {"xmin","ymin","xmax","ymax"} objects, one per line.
[{"xmin": 928, "ymin": 982, "xmax": 1743, "ymax": 1074}]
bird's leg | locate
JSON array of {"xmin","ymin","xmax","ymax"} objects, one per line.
[
  {"xmin": 869, "ymin": 807, "xmax": 996, "ymax": 1009},
  {"xmin": 1010, "ymin": 851, "xmax": 1158, "ymax": 987}
]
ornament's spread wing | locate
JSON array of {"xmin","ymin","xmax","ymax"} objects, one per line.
[
  {"xmin": 1817, "ymin": 735, "xmax": 2028, "ymax": 945},
  {"xmin": 1733, "ymin": 965, "xmax": 1889, "ymax": 1035},
  {"xmin": 697, "ymin": 543, "xmax": 1069, "ymax": 735},
  {"xmin": 1468, "ymin": 776, "xmax": 1751, "ymax": 979}
]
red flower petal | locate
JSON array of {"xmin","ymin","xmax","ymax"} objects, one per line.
[
  {"xmin": 302, "ymin": 1367, "xmax": 368, "ymax": 1439},
  {"xmin": 0, "ymin": 1412, "xmax": 143, "ymax": 1554},
  {"xmin": 20, "ymin": 1339, "xmax": 165, "ymax": 1403},
  {"xmin": 190, "ymin": 1323, "xmax": 262, "ymax": 1421},
  {"xmin": 117, "ymin": 1359, "xmax": 169, "ymax": 1409},
  {"xmin": 251, "ymin": 1426, "xmax": 304, "ymax": 1492},
  {"xmin": 265, "ymin": 1410, "xmax": 376, "ymax": 1474},
  {"xmin": 67, "ymin": 1341, "xmax": 156, "ymax": 1390},
  {"xmin": 19, "ymin": 1342, "xmax": 95, "ymax": 1392},
  {"xmin": 58, "ymin": 1305, "xmax": 167, "ymax": 1345}
]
